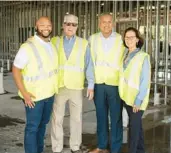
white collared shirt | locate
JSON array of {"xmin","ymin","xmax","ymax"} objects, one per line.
[{"xmin": 13, "ymin": 35, "xmax": 54, "ymax": 69}]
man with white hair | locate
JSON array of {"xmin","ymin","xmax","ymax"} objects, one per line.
[{"xmin": 51, "ymin": 14, "xmax": 94, "ymax": 153}]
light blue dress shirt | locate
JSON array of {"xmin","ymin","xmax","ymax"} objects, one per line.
[
  {"xmin": 123, "ymin": 48, "xmax": 150, "ymax": 106},
  {"xmin": 99, "ymin": 32, "xmax": 119, "ymax": 52},
  {"xmin": 63, "ymin": 35, "xmax": 94, "ymax": 89}
]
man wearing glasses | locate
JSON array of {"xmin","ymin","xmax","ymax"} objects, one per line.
[{"xmin": 51, "ymin": 14, "xmax": 94, "ymax": 153}]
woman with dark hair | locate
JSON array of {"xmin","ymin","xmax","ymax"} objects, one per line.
[{"xmin": 119, "ymin": 27, "xmax": 151, "ymax": 153}]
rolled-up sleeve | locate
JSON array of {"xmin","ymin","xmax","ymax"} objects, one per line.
[{"xmin": 134, "ymin": 57, "xmax": 151, "ymax": 106}]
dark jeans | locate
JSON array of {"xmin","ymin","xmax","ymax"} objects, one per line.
[
  {"xmin": 94, "ymin": 84, "xmax": 123, "ymax": 153},
  {"xmin": 24, "ymin": 95, "xmax": 54, "ymax": 153},
  {"xmin": 123, "ymin": 101, "xmax": 145, "ymax": 153}
]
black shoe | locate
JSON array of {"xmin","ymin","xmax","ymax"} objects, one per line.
[{"xmin": 71, "ymin": 149, "xmax": 83, "ymax": 153}]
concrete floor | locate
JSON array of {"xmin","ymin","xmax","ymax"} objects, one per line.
[{"xmin": 0, "ymin": 72, "xmax": 171, "ymax": 153}]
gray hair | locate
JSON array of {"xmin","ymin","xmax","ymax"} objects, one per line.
[{"xmin": 98, "ymin": 13, "xmax": 114, "ymax": 23}]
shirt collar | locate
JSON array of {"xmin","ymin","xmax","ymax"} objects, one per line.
[
  {"xmin": 127, "ymin": 48, "xmax": 140, "ymax": 56},
  {"xmin": 63, "ymin": 35, "xmax": 76, "ymax": 41},
  {"xmin": 100, "ymin": 31, "xmax": 116, "ymax": 38},
  {"xmin": 34, "ymin": 35, "xmax": 50, "ymax": 44}
]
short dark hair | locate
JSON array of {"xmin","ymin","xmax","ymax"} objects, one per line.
[{"xmin": 123, "ymin": 27, "xmax": 144, "ymax": 49}]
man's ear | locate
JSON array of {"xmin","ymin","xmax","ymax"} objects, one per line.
[{"xmin": 35, "ymin": 27, "xmax": 37, "ymax": 32}]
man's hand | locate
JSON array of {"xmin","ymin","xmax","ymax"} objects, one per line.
[
  {"xmin": 12, "ymin": 66, "xmax": 36, "ymax": 108},
  {"xmin": 133, "ymin": 105, "xmax": 140, "ymax": 113},
  {"xmin": 23, "ymin": 92, "xmax": 36, "ymax": 108},
  {"xmin": 87, "ymin": 89, "xmax": 94, "ymax": 100}
]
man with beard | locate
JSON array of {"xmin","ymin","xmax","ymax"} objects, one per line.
[{"xmin": 12, "ymin": 16, "xmax": 58, "ymax": 153}]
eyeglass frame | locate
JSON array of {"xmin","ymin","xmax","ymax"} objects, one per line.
[{"xmin": 124, "ymin": 36, "xmax": 137, "ymax": 41}]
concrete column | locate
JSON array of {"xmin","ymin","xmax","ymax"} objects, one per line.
[
  {"xmin": 7, "ymin": 59, "xmax": 10, "ymax": 71},
  {"xmin": 0, "ymin": 67, "xmax": 5, "ymax": 94}
]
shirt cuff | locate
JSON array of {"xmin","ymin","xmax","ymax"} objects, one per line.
[
  {"xmin": 13, "ymin": 62, "xmax": 24, "ymax": 69},
  {"xmin": 88, "ymin": 83, "xmax": 94, "ymax": 90},
  {"xmin": 134, "ymin": 97, "xmax": 142, "ymax": 106}
]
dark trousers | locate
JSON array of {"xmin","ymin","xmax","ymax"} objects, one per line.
[
  {"xmin": 24, "ymin": 95, "xmax": 54, "ymax": 153},
  {"xmin": 123, "ymin": 101, "xmax": 145, "ymax": 153},
  {"xmin": 94, "ymin": 84, "xmax": 122, "ymax": 153}
]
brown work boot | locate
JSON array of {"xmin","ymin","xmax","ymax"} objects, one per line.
[{"xmin": 89, "ymin": 148, "xmax": 109, "ymax": 153}]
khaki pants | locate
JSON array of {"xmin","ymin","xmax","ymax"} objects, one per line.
[{"xmin": 51, "ymin": 87, "xmax": 83, "ymax": 152}]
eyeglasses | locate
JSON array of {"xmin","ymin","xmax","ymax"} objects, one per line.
[
  {"xmin": 64, "ymin": 22, "xmax": 78, "ymax": 27},
  {"xmin": 124, "ymin": 36, "xmax": 136, "ymax": 41}
]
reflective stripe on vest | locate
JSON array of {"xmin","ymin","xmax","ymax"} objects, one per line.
[
  {"xmin": 23, "ymin": 41, "xmax": 58, "ymax": 82},
  {"xmin": 120, "ymin": 77, "xmax": 139, "ymax": 90},
  {"xmin": 119, "ymin": 51, "xmax": 150, "ymax": 110},
  {"xmin": 27, "ymin": 41, "xmax": 43, "ymax": 71},
  {"xmin": 90, "ymin": 33, "xmax": 124, "ymax": 86},
  {"xmin": 92, "ymin": 33, "xmax": 122, "ymax": 70},
  {"xmin": 59, "ymin": 65, "xmax": 84, "ymax": 72},
  {"xmin": 58, "ymin": 36, "xmax": 87, "ymax": 89},
  {"xmin": 55, "ymin": 37, "xmax": 60, "ymax": 49},
  {"xmin": 95, "ymin": 61, "xmax": 120, "ymax": 70},
  {"xmin": 58, "ymin": 36, "xmax": 84, "ymax": 71},
  {"xmin": 121, "ymin": 54, "xmax": 145, "ymax": 90},
  {"xmin": 23, "ymin": 69, "xmax": 58, "ymax": 82}
]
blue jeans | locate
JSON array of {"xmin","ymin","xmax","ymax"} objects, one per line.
[
  {"xmin": 94, "ymin": 84, "xmax": 123, "ymax": 153},
  {"xmin": 24, "ymin": 95, "xmax": 54, "ymax": 153}
]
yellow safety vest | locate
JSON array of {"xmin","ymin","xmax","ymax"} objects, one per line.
[
  {"xmin": 119, "ymin": 51, "xmax": 151, "ymax": 110},
  {"xmin": 18, "ymin": 37, "xmax": 58, "ymax": 101},
  {"xmin": 51, "ymin": 36, "xmax": 88, "ymax": 90},
  {"xmin": 90, "ymin": 32, "xmax": 125, "ymax": 86}
]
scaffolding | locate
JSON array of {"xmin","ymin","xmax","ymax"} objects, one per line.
[{"xmin": 0, "ymin": 1, "xmax": 171, "ymax": 105}]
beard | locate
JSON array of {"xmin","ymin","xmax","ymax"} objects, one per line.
[{"xmin": 36, "ymin": 28, "xmax": 52, "ymax": 38}]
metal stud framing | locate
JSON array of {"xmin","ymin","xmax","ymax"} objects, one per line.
[{"xmin": 0, "ymin": 1, "xmax": 171, "ymax": 105}]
